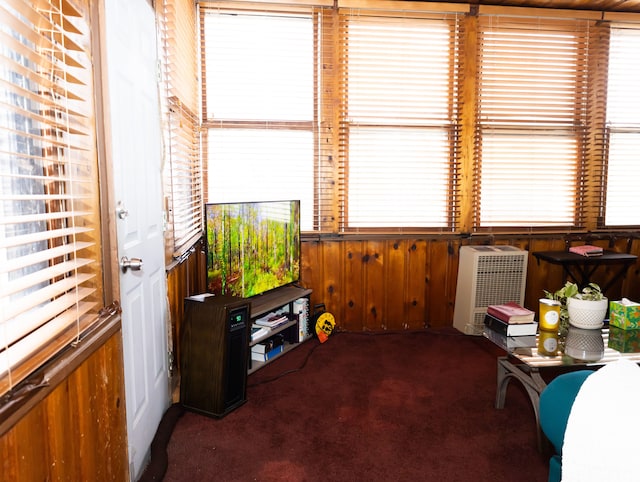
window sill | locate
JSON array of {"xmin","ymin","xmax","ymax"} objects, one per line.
[{"xmin": 0, "ymin": 304, "xmax": 123, "ymax": 437}]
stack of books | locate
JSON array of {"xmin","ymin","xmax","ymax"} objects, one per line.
[
  {"xmin": 484, "ymin": 302, "xmax": 537, "ymax": 348},
  {"xmin": 251, "ymin": 333, "xmax": 285, "ymax": 362},
  {"xmin": 254, "ymin": 312, "xmax": 290, "ymax": 329}
]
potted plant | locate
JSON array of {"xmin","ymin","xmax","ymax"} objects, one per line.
[
  {"xmin": 544, "ymin": 281, "xmax": 607, "ymax": 332},
  {"xmin": 566, "ymin": 282, "xmax": 607, "ymax": 329}
]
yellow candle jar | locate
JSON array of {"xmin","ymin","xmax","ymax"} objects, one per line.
[{"xmin": 539, "ymin": 298, "xmax": 561, "ymax": 332}]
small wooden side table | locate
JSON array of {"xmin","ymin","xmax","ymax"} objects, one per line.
[{"xmin": 532, "ymin": 250, "xmax": 637, "ymax": 293}]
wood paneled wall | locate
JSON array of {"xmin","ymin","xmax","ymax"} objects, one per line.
[
  {"xmin": 301, "ymin": 238, "xmax": 456, "ymax": 331},
  {"xmin": 0, "ymin": 325, "xmax": 128, "ymax": 481},
  {"xmin": 165, "ymin": 233, "xmax": 640, "ymax": 337},
  {"xmin": 299, "ymin": 234, "xmax": 640, "ymax": 331},
  {"xmin": 166, "ymin": 245, "xmax": 207, "ymax": 400}
]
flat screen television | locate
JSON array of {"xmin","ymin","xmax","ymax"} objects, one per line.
[{"xmin": 205, "ymin": 200, "xmax": 301, "ymax": 298}]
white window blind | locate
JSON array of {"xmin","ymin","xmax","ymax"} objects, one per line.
[
  {"xmin": 165, "ymin": 99, "xmax": 202, "ymax": 258},
  {"xmin": 0, "ymin": 0, "xmax": 102, "ymax": 396},
  {"xmin": 201, "ymin": 8, "xmax": 314, "ymax": 232},
  {"xmin": 476, "ymin": 16, "xmax": 590, "ymax": 228},
  {"xmin": 341, "ymin": 12, "xmax": 460, "ymax": 229},
  {"xmin": 605, "ymin": 27, "xmax": 640, "ymax": 226},
  {"xmin": 157, "ymin": 0, "xmax": 202, "ymax": 259}
]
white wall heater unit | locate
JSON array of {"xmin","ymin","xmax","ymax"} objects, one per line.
[{"xmin": 453, "ymin": 245, "xmax": 529, "ymax": 335}]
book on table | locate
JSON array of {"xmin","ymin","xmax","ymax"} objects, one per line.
[
  {"xmin": 484, "ymin": 313, "xmax": 538, "ymax": 337},
  {"xmin": 483, "ymin": 326, "xmax": 536, "ymax": 350},
  {"xmin": 486, "ymin": 301, "xmax": 535, "ymax": 324},
  {"xmin": 568, "ymin": 244, "xmax": 603, "ymax": 257}
]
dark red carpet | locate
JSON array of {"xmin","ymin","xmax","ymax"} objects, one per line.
[{"xmin": 161, "ymin": 329, "xmax": 548, "ymax": 481}]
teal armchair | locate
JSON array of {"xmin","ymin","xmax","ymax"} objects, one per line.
[{"xmin": 538, "ymin": 370, "xmax": 594, "ymax": 482}]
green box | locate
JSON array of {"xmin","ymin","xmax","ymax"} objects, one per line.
[
  {"xmin": 608, "ymin": 325, "xmax": 640, "ymax": 353},
  {"xmin": 609, "ymin": 300, "xmax": 640, "ymax": 330}
]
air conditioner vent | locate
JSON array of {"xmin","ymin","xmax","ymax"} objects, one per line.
[{"xmin": 453, "ymin": 246, "xmax": 528, "ymax": 335}]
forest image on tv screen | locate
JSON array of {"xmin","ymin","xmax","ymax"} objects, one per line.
[{"xmin": 206, "ymin": 201, "xmax": 300, "ymax": 298}]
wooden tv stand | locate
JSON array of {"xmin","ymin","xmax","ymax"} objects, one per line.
[
  {"xmin": 248, "ymin": 285, "xmax": 312, "ymax": 374},
  {"xmin": 180, "ymin": 284, "xmax": 313, "ymax": 413}
]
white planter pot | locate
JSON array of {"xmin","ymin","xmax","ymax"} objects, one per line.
[
  {"xmin": 567, "ymin": 297, "xmax": 608, "ymax": 329},
  {"xmin": 565, "ymin": 326, "xmax": 605, "ymax": 361}
]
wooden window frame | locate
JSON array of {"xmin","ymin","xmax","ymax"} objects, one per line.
[
  {"xmin": 197, "ymin": 2, "xmax": 640, "ymax": 236},
  {"xmin": 199, "ymin": 4, "xmax": 318, "ymax": 232},
  {"xmin": 602, "ymin": 24, "xmax": 640, "ymax": 228}
]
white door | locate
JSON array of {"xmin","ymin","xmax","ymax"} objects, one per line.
[{"xmin": 102, "ymin": 0, "xmax": 170, "ymax": 479}]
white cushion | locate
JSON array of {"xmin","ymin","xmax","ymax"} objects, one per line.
[{"xmin": 562, "ymin": 358, "xmax": 640, "ymax": 482}]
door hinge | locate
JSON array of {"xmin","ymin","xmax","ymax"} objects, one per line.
[{"xmin": 167, "ymin": 350, "xmax": 175, "ymax": 377}]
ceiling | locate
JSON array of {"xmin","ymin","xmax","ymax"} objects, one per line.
[{"xmin": 431, "ymin": 0, "xmax": 640, "ymax": 13}]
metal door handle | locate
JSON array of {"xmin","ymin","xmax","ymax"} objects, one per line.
[
  {"xmin": 120, "ymin": 256, "xmax": 143, "ymax": 272},
  {"xmin": 116, "ymin": 201, "xmax": 129, "ymax": 219}
]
